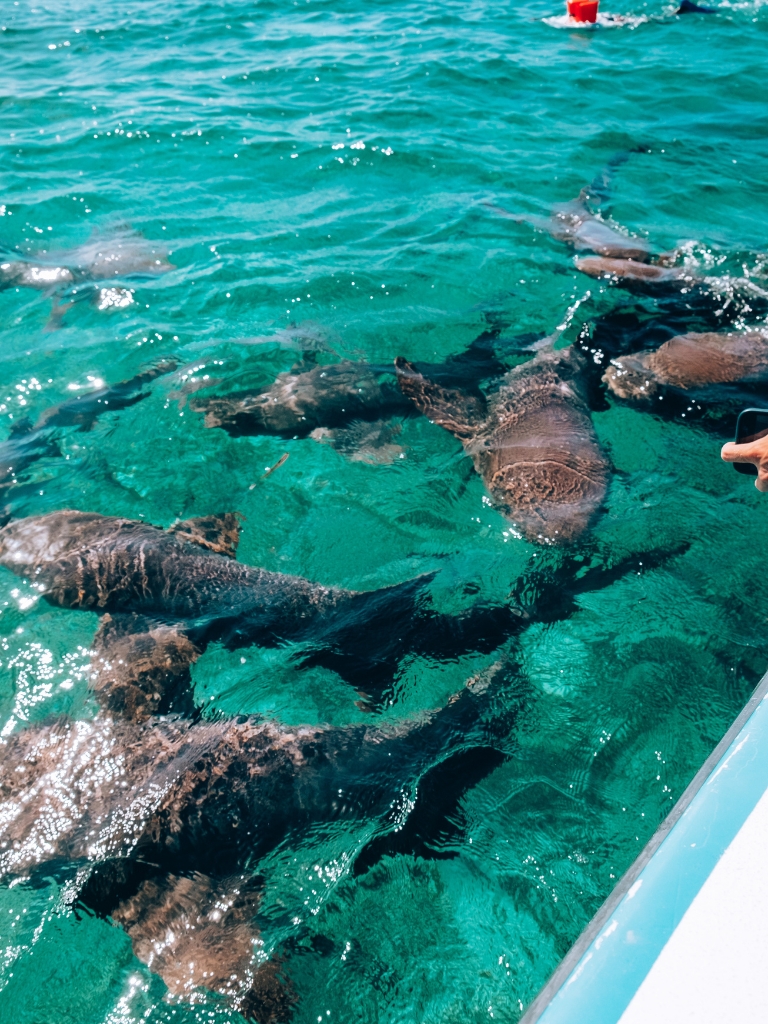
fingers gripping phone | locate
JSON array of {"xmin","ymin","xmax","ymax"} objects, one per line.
[{"xmin": 733, "ymin": 408, "xmax": 768, "ymax": 476}]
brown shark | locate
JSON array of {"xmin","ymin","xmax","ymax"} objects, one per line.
[
  {"xmin": 395, "ymin": 345, "xmax": 610, "ymax": 545},
  {"xmin": 195, "ymin": 359, "xmax": 414, "ymax": 438},
  {"xmin": 486, "ymin": 156, "xmax": 650, "ymax": 261},
  {"xmin": 491, "ymin": 196, "xmax": 649, "ymax": 260},
  {"xmin": 0, "ymin": 231, "xmax": 173, "ymax": 326},
  {"xmin": 0, "ymin": 509, "xmax": 515, "ymax": 712},
  {"xmin": 575, "ymin": 255, "xmax": 694, "ymax": 290},
  {"xmin": 0, "ymin": 661, "xmax": 509, "ymax": 1019},
  {"xmin": 603, "ymin": 330, "xmax": 768, "ymax": 402},
  {"xmin": 191, "ymin": 333, "xmax": 516, "ymax": 462},
  {"xmin": 0, "ymin": 509, "xmax": 406, "ymax": 714},
  {"xmin": 0, "ymin": 516, "xmax": 690, "ymax": 1016}
]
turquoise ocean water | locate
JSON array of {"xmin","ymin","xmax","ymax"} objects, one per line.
[{"xmin": 1, "ymin": 0, "xmax": 768, "ymax": 1020}]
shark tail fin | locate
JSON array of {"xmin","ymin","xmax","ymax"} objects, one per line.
[
  {"xmin": 509, "ymin": 538, "xmax": 692, "ymax": 623},
  {"xmin": 578, "ymin": 149, "xmax": 650, "ymax": 209},
  {"xmin": 353, "ymin": 745, "xmax": 506, "ymax": 874},
  {"xmin": 394, "ymin": 357, "xmax": 485, "ymax": 441},
  {"xmin": 168, "ymin": 511, "xmax": 244, "ymax": 558},
  {"xmin": 677, "ymin": 0, "xmax": 716, "ymax": 12},
  {"xmin": 351, "ymin": 657, "xmax": 527, "ymax": 874}
]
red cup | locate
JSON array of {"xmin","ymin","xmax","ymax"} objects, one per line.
[{"xmin": 567, "ymin": 0, "xmax": 599, "ymax": 20}]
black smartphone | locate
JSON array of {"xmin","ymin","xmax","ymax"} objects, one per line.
[{"xmin": 733, "ymin": 408, "xmax": 768, "ymax": 476}]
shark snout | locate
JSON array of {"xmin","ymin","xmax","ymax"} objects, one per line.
[
  {"xmin": 0, "ymin": 518, "xmax": 52, "ymax": 571},
  {"xmin": 603, "ymin": 356, "xmax": 659, "ymax": 402}
]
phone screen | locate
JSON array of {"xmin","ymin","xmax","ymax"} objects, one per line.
[{"xmin": 734, "ymin": 408, "xmax": 768, "ymax": 476}]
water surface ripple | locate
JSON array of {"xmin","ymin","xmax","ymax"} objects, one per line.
[{"xmin": 1, "ymin": 0, "xmax": 768, "ymax": 1021}]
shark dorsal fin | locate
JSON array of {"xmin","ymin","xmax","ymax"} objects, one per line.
[{"xmin": 168, "ymin": 512, "xmax": 244, "ymax": 558}]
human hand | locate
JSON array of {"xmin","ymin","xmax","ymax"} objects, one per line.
[{"xmin": 721, "ymin": 435, "xmax": 768, "ymax": 492}]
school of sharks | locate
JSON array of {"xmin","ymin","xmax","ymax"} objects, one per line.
[{"xmin": 1, "ymin": 154, "xmax": 768, "ymax": 1021}]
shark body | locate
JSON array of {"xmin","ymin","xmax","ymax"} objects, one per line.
[{"xmin": 396, "ymin": 345, "xmax": 610, "ymax": 545}]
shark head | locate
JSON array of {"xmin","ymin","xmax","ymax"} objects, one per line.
[
  {"xmin": 0, "ymin": 510, "xmax": 118, "ymax": 577},
  {"xmin": 603, "ymin": 355, "xmax": 660, "ymax": 402}
]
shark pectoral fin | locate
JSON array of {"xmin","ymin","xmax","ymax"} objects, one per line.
[
  {"xmin": 7, "ymin": 417, "xmax": 34, "ymax": 439},
  {"xmin": 311, "ymin": 419, "xmax": 404, "ymax": 464},
  {"xmin": 395, "ymin": 357, "xmax": 485, "ymax": 441},
  {"xmin": 76, "ymin": 415, "xmax": 100, "ymax": 432},
  {"xmin": 168, "ymin": 511, "xmax": 244, "ymax": 557},
  {"xmin": 289, "ymin": 348, "xmax": 320, "ymax": 373},
  {"xmin": 45, "ymin": 295, "xmax": 78, "ymax": 332},
  {"xmin": 90, "ymin": 613, "xmax": 201, "ymax": 721},
  {"xmin": 109, "ymin": 872, "xmax": 294, "ymax": 1022}
]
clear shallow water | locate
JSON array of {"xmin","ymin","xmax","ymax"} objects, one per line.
[{"xmin": 1, "ymin": 0, "xmax": 768, "ymax": 1021}]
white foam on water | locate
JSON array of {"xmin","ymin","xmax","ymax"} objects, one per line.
[{"xmin": 543, "ymin": 11, "xmax": 649, "ymax": 28}]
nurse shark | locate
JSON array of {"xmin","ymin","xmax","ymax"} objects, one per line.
[
  {"xmin": 0, "ymin": 230, "xmax": 173, "ymax": 324},
  {"xmin": 0, "ymin": 525, "xmax": 687, "ymax": 1020},
  {"xmin": 395, "ymin": 344, "xmax": 610, "ymax": 545},
  {"xmin": 0, "ymin": 658, "xmax": 517, "ymax": 1021},
  {"xmin": 0, "ymin": 494, "xmax": 686, "ymax": 716},
  {"xmin": 0, "ymin": 509, "xmax": 521, "ymax": 712},
  {"xmin": 603, "ymin": 329, "xmax": 768, "ymax": 416},
  {"xmin": 0, "ymin": 231, "xmax": 173, "ymax": 291},
  {"xmin": 485, "ymin": 155, "xmax": 651, "ymax": 261},
  {"xmin": 192, "ymin": 330, "xmax": 526, "ymax": 463}
]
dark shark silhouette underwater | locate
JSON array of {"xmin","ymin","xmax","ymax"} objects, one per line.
[
  {"xmin": 0, "ymin": 504, "xmax": 535, "ymax": 1019},
  {"xmin": 0, "ymin": 231, "xmax": 173, "ymax": 291},
  {"xmin": 0, "ymin": 501, "xmax": 684, "ymax": 717},
  {"xmin": 192, "ymin": 323, "xmax": 610, "ymax": 546},
  {"xmin": 0, "ymin": 403, "xmax": 721, "ymax": 1024},
  {"xmin": 0, "ymin": 508, "xmax": 527, "ymax": 712},
  {"xmin": 0, "ymin": 231, "xmax": 172, "ymax": 302},
  {"xmin": 0, "ymin": 362, "xmax": 176, "ymax": 504},
  {"xmin": 0, "ymin": 230, "xmax": 174, "ymax": 328}
]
